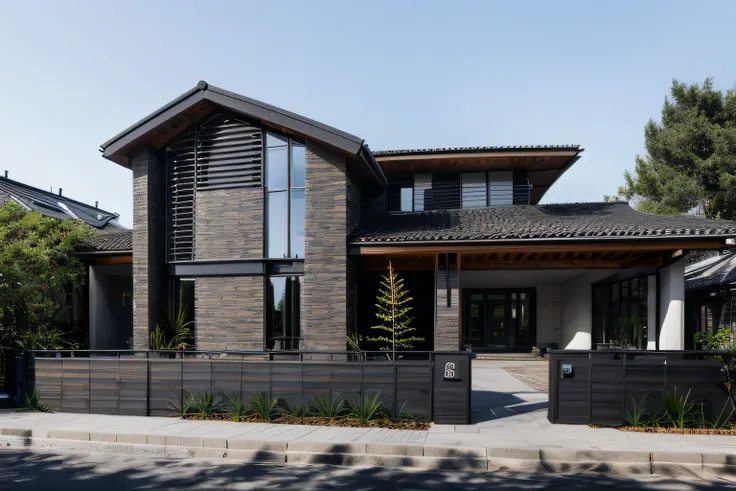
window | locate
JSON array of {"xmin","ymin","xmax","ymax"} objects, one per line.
[
  {"xmin": 266, "ymin": 133, "xmax": 305, "ymax": 258},
  {"xmin": 266, "ymin": 276, "xmax": 302, "ymax": 350},
  {"xmin": 388, "ymin": 177, "xmax": 414, "ymax": 212},
  {"xmin": 462, "ymin": 173, "xmax": 487, "ymax": 208},
  {"xmin": 461, "ymin": 171, "xmax": 514, "ymax": 208},
  {"xmin": 168, "ymin": 278, "xmax": 195, "ymax": 348},
  {"xmin": 593, "ymin": 276, "xmax": 649, "ymax": 349}
]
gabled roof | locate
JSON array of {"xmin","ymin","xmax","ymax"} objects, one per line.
[
  {"xmin": 77, "ymin": 231, "xmax": 132, "ymax": 254},
  {"xmin": 101, "ymin": 81, "xmax": 366, "ymax": 162},
  {"xmin": 0, "ymin": 176, "xmax": 123, "ymax": 230},
  {"xmin": 351, "ymin": 202, "xmax": 736, "ymax": 244}
]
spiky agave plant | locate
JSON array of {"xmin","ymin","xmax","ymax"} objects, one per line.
[{"xmin": 345, "ymin": 393, "xmax": 386, "ymax": 424}]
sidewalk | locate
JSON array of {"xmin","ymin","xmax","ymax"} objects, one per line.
[{"xmin": 1, "ymin": 364, "xmax": 736, "ymax": 473}]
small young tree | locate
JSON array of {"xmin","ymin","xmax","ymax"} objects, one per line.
[{"xmin": 367, "ymin": 261, "xmax": 423, "ymax": 358}]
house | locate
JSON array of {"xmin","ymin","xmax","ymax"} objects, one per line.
[
  {"xmin": 685, "ymin": 249, "xmax": 736, "ymax": 348},
  {"xmin": 89, "ymin": 81, "xmax": 736, "ymax": 353}
]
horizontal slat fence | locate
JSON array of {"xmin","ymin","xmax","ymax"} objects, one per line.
[
  {"xmin": 31, "ymin": 352, "xmax": 435, "ymax": 420},
  {"xmin": 549, "ymin": 350, "xmax": 729, "ymax": 426}
]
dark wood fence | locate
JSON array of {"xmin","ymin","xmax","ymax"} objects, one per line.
[
  {"xmin": 30, "ymin": 351, "xmax": 474, "ymax": 423},
  {"xmin": 548, "ymin": 350, "xmax": 729, "ymax": 426}
]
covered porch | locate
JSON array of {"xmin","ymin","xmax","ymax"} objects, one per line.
[{"xmin": 355, "ymin": 243, "xmax": 692, "ymax": 352}]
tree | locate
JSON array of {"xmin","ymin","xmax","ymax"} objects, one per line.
[
  {"xmin": 0, "ymin": 202, "xmax": 91, "ymax": 349},
  {"xmin": 367, "ymin": 261, "xmax": 423, "ymax": 357},
  {"xmin": 607, "ymin": 78, "xmax": 736, "ymax": 219}
]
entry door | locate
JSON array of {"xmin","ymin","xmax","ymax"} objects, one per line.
[
  {"xmin": 462, "ymin": 288, "xmax": 535, "ymax": 351},
  {"xmin": 485, "ymin": 293, "xmax": 507, "ymax": 348}
]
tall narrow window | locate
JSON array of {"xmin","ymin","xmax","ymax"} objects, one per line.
[
  {"xmin": 266, "ymin": 133, "xmax": 305, "ymax": 258},
  {"xmin": 266, "ymin": 276, "xmax": 302, "ymax": 350}
]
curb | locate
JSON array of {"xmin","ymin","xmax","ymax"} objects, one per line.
[{"xmin": 1, "ymin": 427, "xmax": 735, "ymax": 475}]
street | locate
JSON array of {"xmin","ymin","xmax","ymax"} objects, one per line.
[{"xmin": 0, "ymin": 448, "xmax": 735, "ymax": 490}]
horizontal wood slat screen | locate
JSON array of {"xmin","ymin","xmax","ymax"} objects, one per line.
[
  {"xmin": 33, "ymin": 355, "xmax": 433, "ymax": 420},
  {"xmin": 548, "ymin": 351, "xmax": 729, "ymax": 426}
]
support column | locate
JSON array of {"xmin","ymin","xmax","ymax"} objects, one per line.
[
  {"xmin": 658, "ymin": 261, "xmax": 685, "ymax": 350},
  {"xmin": 131, "ymin": 146, "xmax": 167, "ymax": 351},
  {"xmin": 435, "ymin": 253, "xmax": 460, "ymax": 351}
]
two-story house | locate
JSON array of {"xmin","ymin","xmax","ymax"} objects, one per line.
[{"xmin": 90, "ymin": 81, "xmax": 736, "ymax": 354}]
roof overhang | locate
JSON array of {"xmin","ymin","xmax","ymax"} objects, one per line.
[
  {"xmin": 100, "ymin": 81, "xmax": 386, "ymax": 188},
  {"xmin": 374, "ymin": 147, "xmax": 583, "ymax": 204},
  {"xmin": 351, "ymin": 237, "xmax": 733, "ymax": 256}
]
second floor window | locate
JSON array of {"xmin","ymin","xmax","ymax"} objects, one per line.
[{"xmin": 266, "ymin": 133, "xmax": 305, "ymax": 258}]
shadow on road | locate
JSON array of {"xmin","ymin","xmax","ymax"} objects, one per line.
[{"xmin": 0, "ymin": 447, "xmax": 731, "ymax": 490}]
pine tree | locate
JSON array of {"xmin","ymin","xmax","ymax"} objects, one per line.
[{"xmin": 367, "ymin": 261, "xmax": 423, "ymax": 357}]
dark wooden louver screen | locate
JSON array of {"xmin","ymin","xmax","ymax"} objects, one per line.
[
  {"xmin": 196, "ymin": 114, "xmax": 263, "ymax": 190},
  {"xmin": 166, "ymin": 112, "xmax": 263, "ymax": 262},
  {"xmin": 167, "ymin": 131, "xmax": 196, "ymax": 262}
]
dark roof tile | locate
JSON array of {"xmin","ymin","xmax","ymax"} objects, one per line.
[
  {"xmin": 351, "ymin": 202, "xmax": 736, "ymax": 243},
  {"xmin": 78, "ymin": 231, "xmax": 132, "ymax": 253}
]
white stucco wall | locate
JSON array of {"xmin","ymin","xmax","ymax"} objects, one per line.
[
  {"xmin": 536, "ymin": 285, "xmax": 562, "ymax": 347},
  {"xmin": 659, "ymin": 261, "xmax": 685, "ymax": 350},
  {"xmin": 560, "ymin": 270, "xmax": 620, "ymax": 350}
]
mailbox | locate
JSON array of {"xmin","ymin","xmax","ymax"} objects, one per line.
[{"xmin": 433, "ymin": 353, "xmax": 472, "ymax": 424}]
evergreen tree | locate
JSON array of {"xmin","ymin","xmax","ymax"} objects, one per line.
[
  {"xmin": 367, "ymin": 261, "xmax": 423, "ymax": 356},
  {"xmin": 607, "ymin": 78, "xmax": 736, "ymax": 219}
]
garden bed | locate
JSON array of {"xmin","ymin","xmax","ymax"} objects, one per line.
[
  {"xmin": 181, "ymin": 413, "xmax": 430, "ymax": 430},
  {"xmin": 616, "ymin": 426, "xmax": 736, "ymax": 435}
]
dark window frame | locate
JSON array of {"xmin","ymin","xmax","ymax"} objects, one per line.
[
  {"xmin": 592, "ymin": 275, "xmax": 649, "ymax": 349},
  {"xmin": 265, "ymin": 131, "xmax": 305, "ymax": 259}
]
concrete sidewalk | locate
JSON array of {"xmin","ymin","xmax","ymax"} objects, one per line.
[{"xmin": 2, "ymin": 409, "xmax": 736, "ymax": 473}]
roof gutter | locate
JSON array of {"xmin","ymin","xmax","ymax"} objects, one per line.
[
  {"xmin": 360, "ymin": 144, "xmax": 387, "ymax": 187},
  {"xmin": 350, "ymin": 234, "xmax": 736, "ymax": 247}
]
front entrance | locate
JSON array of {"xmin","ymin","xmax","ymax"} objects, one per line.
[{"xmin": 462, "ymin": 288, "xmax": 535, "ymax": 352}]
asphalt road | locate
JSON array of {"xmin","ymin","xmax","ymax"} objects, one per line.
[{"xmin": 1, "ymin": 448, "xmax": 735, "ymax": 490}]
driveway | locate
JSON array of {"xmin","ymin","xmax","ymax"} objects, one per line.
[{"xmin": 471, "ymin": 361, "xmax": 548, "ymax": 425}]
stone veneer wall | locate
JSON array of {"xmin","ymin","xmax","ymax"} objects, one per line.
[
  {"xmin": 302, "ymin": 143, "xmax": 348, "ymax": 351},
  {"xmin": 194, "ymin": 188, "xmax": 264, "ymax": 260},
  {"xmin": 195, "ymin": 276, "xmax": 264, "ymax": 350},
  {"xmin": 435, "ymin": 262, "xmax": 460, "ymax": 350},
  {"xmin": 131, "ymin": 146, "xmax": 167, "ymax": 350},
  {"xmin": 192, "ymin": 187, "xmax": 264, "ymax": 350}
]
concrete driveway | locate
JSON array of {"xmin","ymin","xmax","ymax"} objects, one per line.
[{"xmin": 471, "ymin": 361, "xmax": 548, "ymax": 424}]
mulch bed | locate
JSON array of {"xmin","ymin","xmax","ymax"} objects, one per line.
[
  {"xmin": 616, "ymin": 426, "xmax": 736, "ymax": 435},
  {"xmin": 181, "ymin": 413, "xmax": 430, "ymax": 430}
]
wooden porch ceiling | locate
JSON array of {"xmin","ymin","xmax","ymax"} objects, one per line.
[{"xmin": 360, "ymin": 250, "xmax": 663, "ymax": 271}]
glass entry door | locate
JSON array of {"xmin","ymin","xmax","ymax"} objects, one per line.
[{"xmin": 462, "ymin": 289, "xmax": 535, "ymax": 352}]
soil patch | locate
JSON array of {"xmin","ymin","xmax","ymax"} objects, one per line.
[
  {"xmin": 616, "ymin": 426, "xmax": 736, "ymax": 435},
  {"xmin": 181, "ymin": 413, "xmax": 429, "ymax": 430}
]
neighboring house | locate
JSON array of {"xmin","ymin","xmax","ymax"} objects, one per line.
[
  {"xmin": 0, "ymin": 174, "xmax": 130, "ymax": 348},
  {"xmin": 91, "ymin": 81, "xmax": 736, "ymax": 353},
  {"xmin": 685, "ymin": 249, "xmax": 736, "ymax": 348}
]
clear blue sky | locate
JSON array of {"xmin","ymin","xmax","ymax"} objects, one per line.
[{"xmin": 1, "ymin": 0, "xmax": 735, "ymax": 227}]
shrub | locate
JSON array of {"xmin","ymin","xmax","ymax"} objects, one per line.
[
  {"xmin": 661, "ymin": 388, "xmax": 696, "ymax": 429},
  {"xmin": 283, "ymin": 402, "xmax": 306, "ymax": 418},
  {"xmin": 346, "ymin": 393, "xmax": 386, "ymax": 424},
  {"xmin": 624, "ymin": 396, "xmax": 648, "ymax": 427},
  {"xmin": 310, "ymin": 395, "xmax": 346, "ymax": 418},
  {"xmin": 222, "ymin": 392, "xmax": 248, "ymax": 422},
  {"xmin": 699, "ymin": 400, "xmax": 735, "ymax": 429},
  {"xmin": 167, "ymin": 389, "xmax": 195, "ymax": 416},
  {"xmin": 24, "ymin": 391, "xmax": 48, "ymax": 412},
  {"xmin": 694, "ymin": 327, "xmax": 731, "ymax": 350},
  {"xmin": 249, "ymin": 393, "xmax": 279, "ymax": 421},
  {"xmin": 190, "ymin": 392, "xmax": 220, "ymax": 419}
]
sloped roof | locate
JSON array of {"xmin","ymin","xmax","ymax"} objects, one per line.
[
  {"xmin": 372, "ymin": 144, "xmax": 583, "ymax": 157},
  {"xmin": 351, "ymin": 202, "xmax": 736, "ymax": 244},
  {"xmin": 0, "ymin": 176, "xmax": 123, "ymax": 230},
  {"xmin": 685, "ymin": 249, "xmax": 736, "ymax": 291},
  {"xmin": 77, "ymin": 231, "xmax": 132, "ymax": 253}
]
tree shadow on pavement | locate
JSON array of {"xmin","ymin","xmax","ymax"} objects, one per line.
[{"xmin": 0, "ymin": 447, "xmax": 734, "ymax": 490}]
